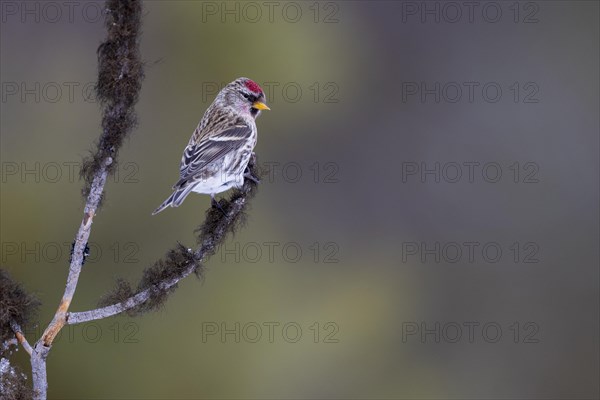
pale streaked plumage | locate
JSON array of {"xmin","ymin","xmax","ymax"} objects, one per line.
[{"xmin": 152, "ymin": 77, "xmax": 269, "ymax": 215}]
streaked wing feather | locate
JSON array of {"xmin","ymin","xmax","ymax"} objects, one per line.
[{"xmin": 179, "ymin": 125, "xmax": 252, "ymax": 181}]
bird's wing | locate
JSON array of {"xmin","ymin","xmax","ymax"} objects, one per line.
[{"xmin": 178, "ymin": 124, "xmax": 253, "ymax": 182}]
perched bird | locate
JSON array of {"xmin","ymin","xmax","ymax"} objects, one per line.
[{"xmin": 152, "ymin": 77, "xmax": 269, "ymax": 215}]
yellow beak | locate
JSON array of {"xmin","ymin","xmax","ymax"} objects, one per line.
[{"xmin": 252, "ymin": 101, "xmax": 270, "ymax": 111}]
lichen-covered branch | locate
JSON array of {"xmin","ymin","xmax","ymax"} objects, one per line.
[
  {"xmin": 39, "ymin": 157, "xmax": 112, "ymax": 349},
  {"xmin": 29, "ymin": 1, "xmax": 144, "ymax": 399},
  {"xmin": 68, "ymin": 159, "xmax": 260, "ymax": 325}
]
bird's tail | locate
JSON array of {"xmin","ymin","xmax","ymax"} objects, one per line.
[{"xmin": 152, "ymin": 185, "xmax": 196, "ymax": 215}]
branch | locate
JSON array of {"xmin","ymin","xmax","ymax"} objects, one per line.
[
  {"xmin": 10, "ymin": 321, "xmax": 32, "ymax": 356},
  {"xmin": 30, "ymin": 346, "xmax": 49, "ymax": 400},
  {"xmin": 30, "ymin": 1, "xmax": 144, "ymax": 399},
  {"xmin": 68, "ymin": 161, "xmax": 260, "ymax": 325},
  {"xmin": 39, "ymin": 158, "xmax": 112, "ymax": 347},
  {"xmin": 30, "ymin": 140, "xmax": 112, "ymax": 400},
  {"xmin": 37, "ymin": 0, "xmax": 143, "ymax": 349}
]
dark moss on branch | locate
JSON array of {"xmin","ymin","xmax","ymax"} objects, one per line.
[
  {"xmin": 97, "ymin": 278, "xmax": 134, "ymax": 315},
  {"xmin": 98, "ymin": 245, "xmax": 202, "ymax": 317},
  {"xmin": 194, "ymin": 158, "xmax": 262, "ymax": 258},
  {"xmin": 95, "ymin": 157, "xmax": 260, "ymax": 319},
  {"xmin": 81, "ymin": 0, "xmax": 144, "ymax": 199},
  {"xmin": 0, "ymin": 269, "xmax": 40, "ymax": 344},
  {"xmin": 133, "ymin": 244, "xmax": 201, "ymax": 315}
]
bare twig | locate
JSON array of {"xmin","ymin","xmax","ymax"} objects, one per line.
[
  {"xmin": 39, "ymin": 158, "xmax": 112, "ymax": 348},
  {"xmin": 9, "ymin": 320, "xmax": 32, "ymax": 356}
]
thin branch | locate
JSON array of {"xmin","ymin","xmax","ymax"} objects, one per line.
[
  {"xmin": 68, "ymin": 172, "xmax": 258, "ymax": 325},
  {"xmin": 35, "ymin": 0, "xmax": 143, "ymax": 348},
  {"xmin": 68, "ymin": 270, "xmax": 191, "ymax": 324},
  {"xmin": 39, "ymin": 158, "xmax": 112, "ymax": 347},
  {"xmin": 10, "ymin": 320, "xmax": 32, "ymax": 356}
]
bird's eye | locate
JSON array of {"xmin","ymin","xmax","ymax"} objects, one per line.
[{"xmin": 239, "ymin": 91, "xmax": 257, "ymax": 102}]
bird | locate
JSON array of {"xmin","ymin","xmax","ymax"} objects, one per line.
[{"xmin": 152, "ymin": 77, "xmax": 270, "ymax": 215}]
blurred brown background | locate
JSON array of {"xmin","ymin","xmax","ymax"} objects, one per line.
[{"xmin": 1, "ymin": 1, "xmax": 598, "ymax": 399}]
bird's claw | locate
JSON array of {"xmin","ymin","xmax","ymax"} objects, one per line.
[
  {"xmin": 244, "ymin": 170, "xmax": 260, "ymax": 184},
  {"xmin": 211, "ymin": 197, "xmax": 227, "ymax": 215}
]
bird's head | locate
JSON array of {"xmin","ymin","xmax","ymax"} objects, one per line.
[{"xmin": 219, "ymin": 77, "xmax": 270, "ymax": 119}]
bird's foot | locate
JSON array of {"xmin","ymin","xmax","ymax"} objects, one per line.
[
  {"xmin": 211, "ymin": 196, "xmax": 227, "ymax": 215},
  {"xmin": 244, "ymin": 170, "xmax": 260, "ymax": 184}
]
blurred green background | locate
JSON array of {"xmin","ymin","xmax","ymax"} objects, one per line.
[{"xmin": 1, "ymin": 1, "xmax": 598, "ymax": 399}]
